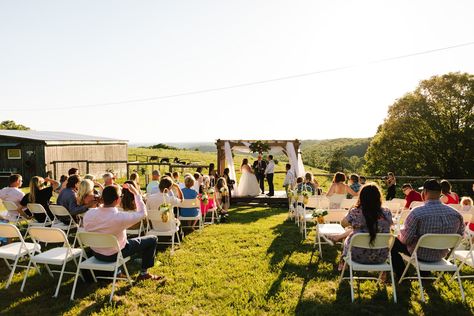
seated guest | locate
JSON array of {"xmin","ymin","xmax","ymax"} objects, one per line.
[
  {"xmin": 146, "ymin": 177, "xmax": 183, "ymax": 211},
  {"xmin": 440, "ymin": 179, "xmax": 460, "ymax": 204},
  {"xmin": 298, "ymin": 172, "xmax": 316, "ymax": 195},
  {"xmin": 84, "ymin": 174, "xmax": 104, "ymax": 195},
  {"xmin": 192, "ymin": 172, "xmax": 202, "ymax": 193},
  {"xmin": 348, "ymin": 174, "xmax": 361, "ymax": 198},
  {"xmin": 146, "ymin": 170, "xmax": 161, "ymax": 195},
  {"xmin": 359, "ymin": 176, "xmax": 367, "ymax": 185},
  {"xmin": 120, "ymin": 180, "xmax": 145, "ymax": 231},
  {"xmin": 402, "ymin": 183, "xmax": 423, "ymax": 209},
  {"xmin": 57, "ymin": 175, "xmax": 90, "ymax": 221},
  {"xmin": 102, "ymin": 172, "xmax": 116, "ymax": 187},
  {"xmin": 200, "ymin": 175, "xmax": 216, "ymax": 219},
  {"xmin": 179, "ymin": 176, "xmax": 200, "ymax": 226},
  {"xmin": 20, "ymin": 176, "xmax": 60, "ymax": 222},
  {"xmin": 461, "ymin": 196, "xmax": 473, "ymax": 213},
  {"xmin": 77, "ymin": 179, "xmax": 99, "ymax": 209},
  {"xmin": 327, "ymin": 172, "xmax": 358, "ymax": 209},
  {"xmin": 56, "ymin": 175, "xmax": 68, "ymax": 193},
  {"xmin": 172, "ymin": 171, "xmax": 185, "ymax": 189},
  {"xmin": 215, "ymin": 177, "xmax": 230, "ymax": 213},
  {"xmin": 390, "ymin": 179, "xmax": 464, "ymax": 278},
  {"xmin": 84, "ymin": 184, "xmax": 163, "ymax": 282},
  {"xmin": 0, "ymin": 174, "xmax": 30, "ymax": 220},
  {"xmin": 68, "ymin": 168, "xmax": 79, "ymax": 176},
  {"xmin": 129, "ymin": 172, "xmax": 142, "ymax": 193},
  {"xmin": 333, "ymin": 184, "xmax": 392, "ymax": 268},
  {"xmin": 222, "ymin": 168, "xmax": 234, "ymax": 200}
]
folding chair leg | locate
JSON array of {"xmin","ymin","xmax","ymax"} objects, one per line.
[
  {"xmin": 70, "ymin": 255, "xmax": 83, "ymax": 301},
  {"xmin": 171, "ymin": 234, "xmax": 175, "ymax": 253},
  {"xmin": 20, "ymin": 259, "xmax": 33, "ymax": 292},
  {"xmin": 455, "ymin": 270, "xmax": 465, "ymax": 302},
  {"xmin": 45, "ymin": 264, "xmax": 54, "ymax": 278},
  {"xmin": 5, "ymin": 256, "xmax": 20, "ymax": 288},
  {"xmin": 398, "ymin": 260, "xmax": 411, "ymax": 284},
  {"xmin": 122, "ymin": 261, "xmax": 132, "ymax": 286},
  {"xmin": 338, "ymin": 261, "xmax": 347, "ymax": 284},
  {"xmin": 415, "ymin": 265, "xmax": 425, "ymax": 302},
  {"xmin": 349, "ymin": 265, "xmax": 355, "ymax": 302},
  {"xmin": 53, "ymin": 261, "xmax": 68, "ymax": 298},
  {"xmin": 3, "ymin": 258, "xmax": 12, "ymax": 271},
  {"xmin": 110, "ymin": 266, "xmax": 119, "ymax": 302}
]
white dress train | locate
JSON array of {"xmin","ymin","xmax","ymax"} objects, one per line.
[{"xmin": 236, "ymin": 169, "xmax": 261, "ymax": 197}]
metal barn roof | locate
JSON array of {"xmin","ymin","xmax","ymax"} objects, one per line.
[{"xmin": 0, "ymin": 130, "xmax": 127, "ymax": 144}]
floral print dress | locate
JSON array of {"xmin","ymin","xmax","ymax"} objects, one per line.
[{"xmin": 342, "ymin": 207, "xmax": 393, "ymax": 264}]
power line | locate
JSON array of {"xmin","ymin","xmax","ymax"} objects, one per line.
[{"xmin": 4, "ymin": 41, "xmax": 474, "ymax": 112}]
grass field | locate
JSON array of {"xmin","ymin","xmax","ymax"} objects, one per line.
[{"xmin": 1, "ymin": 205, "xmax": 473, "ymax": 315}]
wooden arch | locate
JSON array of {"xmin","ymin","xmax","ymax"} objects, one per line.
[{"xmin": 215, "ymin": 139, "xmax": 301, "ymax": 175}]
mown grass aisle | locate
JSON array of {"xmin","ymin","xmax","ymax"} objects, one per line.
[{"xmin": 1, "ymin": 205, "xmax": 474, "ymax": 315}]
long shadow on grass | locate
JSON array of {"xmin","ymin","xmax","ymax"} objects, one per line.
[
  {"xmin": 230, "ymin": 205, "xmax": 283, "ymax": 224},
  {"xmin": 0, "ymin": 255, "xmax": 141, "ymax": 315},
  {"xmin": 265, "ymin": 219, "xmax": 340, "ymax": 301}
]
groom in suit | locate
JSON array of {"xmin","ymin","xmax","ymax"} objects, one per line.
[
  {"xmin": 265, "ymin": 155, "xmax": 275, "ymax": 196},
  {"xmin": 253, "ymin": 154, "xmax": 267, "ymax": 194}
]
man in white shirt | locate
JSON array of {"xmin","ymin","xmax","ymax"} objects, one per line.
[
  {"xmin": 265, "ymin": 155, "xmax": 275, "ymax": 196},
  {"xmin": 83, "ymin": 184, "xmax": 163, "ymax": 282},
  {"xmin": 146, "ymin": 177, "xmax": 183, "ymax": 210},
  {"xmin": 0, "ymin": 174, "xmax": 29, "ymax": 221},
  {"xmin": 146, "ymin": 170, "xmax": 161, "ymax": 195}
]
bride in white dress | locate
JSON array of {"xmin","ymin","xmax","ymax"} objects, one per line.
[{"xmin": 236, "ymin": 158, "xmax": 261, "ymax": 197}]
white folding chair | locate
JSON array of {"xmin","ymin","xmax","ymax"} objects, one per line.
[
  {"xmin": 146, "ymin": 210, "xmax": 181, "ymax": 253},
  {"xmin": 340, "ymin": 198, "xmax": 356, "ymax": 210},
  {"xmin": 178, "ymin": 198, "xmax": 203, "ymax": 235},
  {"xmin": 398, "ymin": 234, "xmax": 464, "ymax": 302},
  {"xmin": 26, "ymin": 203, "xmax": 53, "ymax": 228},
  {"xmin": 339, "ymin": 233, "xmax": 397, "ymax": 302},
  {"xmin": 0, "ymin": 223, "xmax": 41, "ymax": 288},
  {"xmin": 452, "ymin": 227, "xmax": 474, "ymax": 280},
  {"xmin": 409, "ymin": 201, "xmax": 424, "ymax": 210},
  {"xmin": 314, "ymin": 210, "xmax": 347, "ymax": 258},
  {"xmin": 70, "ymin": 232, "xmax": 133, "ymax": 302},
  {"xmin": 2, "ymin": 200, "xmax": 25, "ymax": 225},
  {"xmin": 49, "ymin": 205, "xmax": 80, "ymax": 242},
  {"xmin": 21, "ymin": 227, "xmax": 83, "ymax": 298},
  {"xmin": 382, "ymin": 200, "xmax": 402, "ymax": 216},
  {"xmin": 300, "ymin": 196, "xmax": 319, "ymax": 239}
]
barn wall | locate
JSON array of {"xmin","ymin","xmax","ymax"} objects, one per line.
[{"xmin": 44, "ymin": 143, "xmax": 128, "ymax": 178}]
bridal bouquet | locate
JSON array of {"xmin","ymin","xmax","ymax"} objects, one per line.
[
  {"xmin": 200, "ymin": 193, "xmax": 209, "ymax": 205},
  {"xmin": 159, "ymin": 202, "xmax": 172, "ymax": 222},
  {"xmin": 219, "ymin": 187, "xmax": 228, "ymax": 196}
]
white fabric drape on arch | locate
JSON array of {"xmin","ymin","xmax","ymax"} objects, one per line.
[
  {"xmin": 224, "ymin": 141, "xmax": 237, "ymax": 190},
  {"xmin": 285, "ymin": 142, "xmax": 305, "ymax": 178}
]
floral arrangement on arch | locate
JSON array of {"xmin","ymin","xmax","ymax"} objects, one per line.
[{"xmin": 249, "ymin": 141, "xmax": 271, "ymax": 154}]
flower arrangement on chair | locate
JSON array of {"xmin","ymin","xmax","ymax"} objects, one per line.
[
  {"xmin": 301, "ymin": 190, "xmax": 311, "ymax": 205},
  {"xmin": 312, "ymin": 209, "xmax": 328, "ymax": 224},
  {"xmin": 159, "ymin": 202, "xmax": 172, "ymax": 223}
]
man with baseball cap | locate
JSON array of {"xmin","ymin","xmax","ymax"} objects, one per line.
[{"xmin": 390, "ymin": 179, "xmax": 464, "ymax": 278}]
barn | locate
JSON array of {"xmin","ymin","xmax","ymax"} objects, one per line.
[{"xmin": 0, "ymin": 130, "xmax": 128, "ymax": 185}]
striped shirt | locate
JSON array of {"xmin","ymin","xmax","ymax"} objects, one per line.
[{"xmin": 400, "ymin": 199, "xmax": 464, "ymax": 261}]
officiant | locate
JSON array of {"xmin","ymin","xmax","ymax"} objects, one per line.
[{"xmin": 252, "ymin": 154, "xmax": 267, "ymax": 194}]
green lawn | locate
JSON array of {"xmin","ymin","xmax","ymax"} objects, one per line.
[{"xmin": 1, "ymin": 205, "xmax": 473, "ymax": 315}]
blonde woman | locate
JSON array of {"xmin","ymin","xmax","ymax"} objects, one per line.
[
  {"xmin": 77, "ymin": 179, "xmax": 98, "ymax": 208},
  {"xmin": 20, "ymin": 176, "xmax": 59, "ymax": 222}
]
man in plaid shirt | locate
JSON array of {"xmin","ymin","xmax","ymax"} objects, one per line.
[{"xmin": 391, "ymin": 179, "xmax": 464, "ymax": 278}]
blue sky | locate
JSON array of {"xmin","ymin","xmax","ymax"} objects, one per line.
[{"xmin": 1, "ymin": 1, "xmax": 473, "ymax": 142}]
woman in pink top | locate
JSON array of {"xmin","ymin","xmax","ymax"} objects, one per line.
[{"xmin": 440, "ymin": 180, "xmax": 460, "ymax": 204}]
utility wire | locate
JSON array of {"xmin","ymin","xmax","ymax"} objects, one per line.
[{"xmin": 4, "ymin": 41, "xmax": 474, "ymax": 112}]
